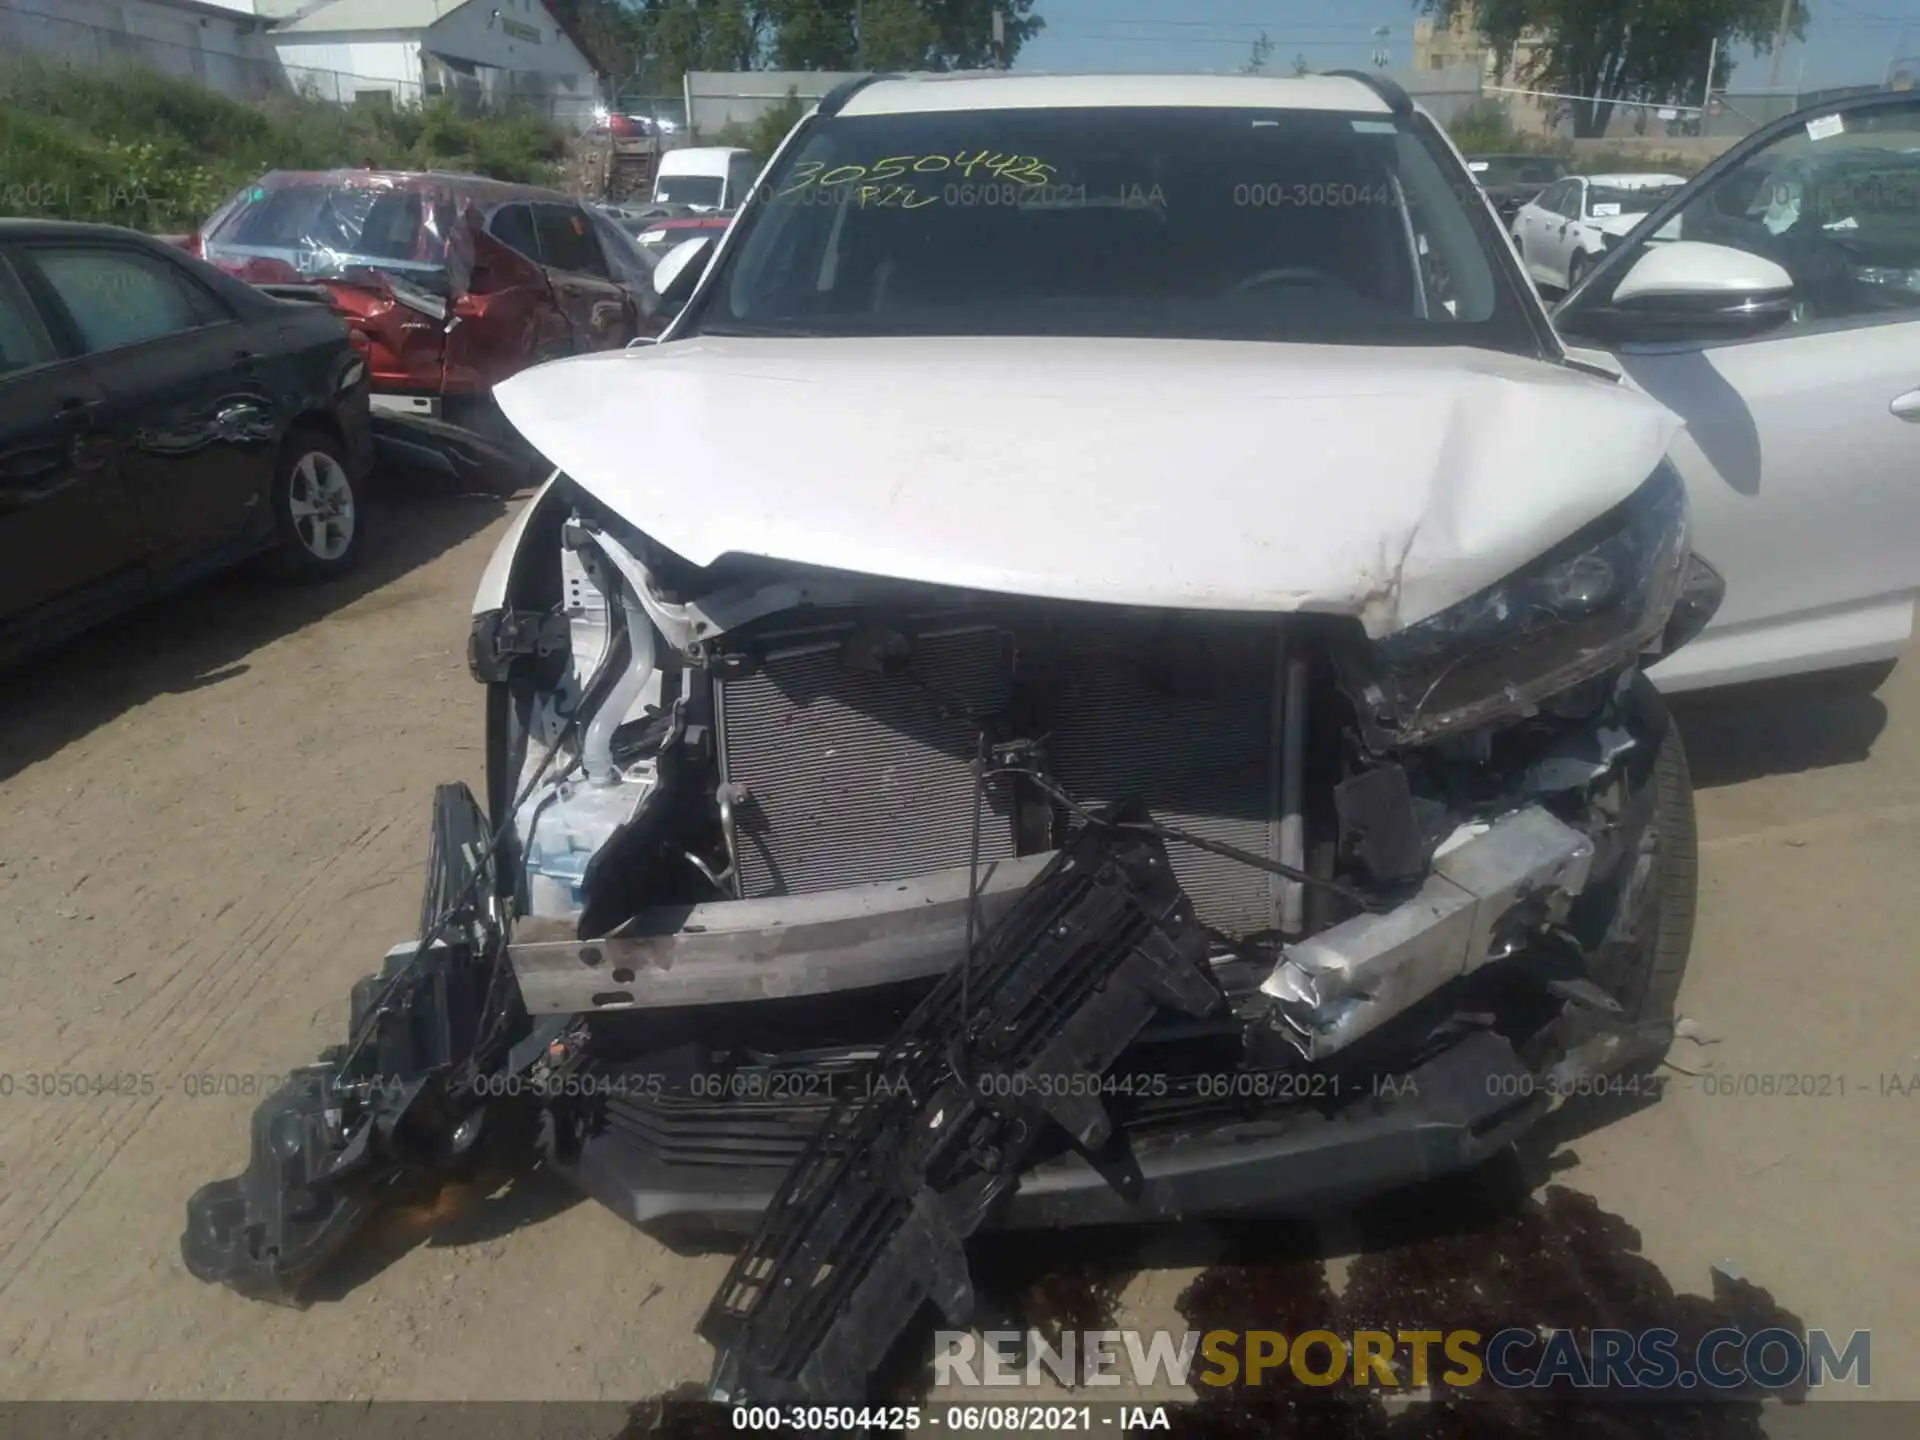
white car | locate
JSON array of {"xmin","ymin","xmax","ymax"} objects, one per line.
[
  {"xmin": 1513, "ymin": 172, "xmax": 1687, "ymax": 291},
  {"xmin": 1554, "ymin": 97, "xmax": 1920, "ymax": 692}
]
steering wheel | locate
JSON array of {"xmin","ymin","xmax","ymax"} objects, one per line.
[{"xmin": 1229, "ymin": 266, "xmax": 1338, "ymax": 295}]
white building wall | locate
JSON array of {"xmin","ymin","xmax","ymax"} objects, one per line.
[
  {"xmin": 424, "ymin": 0, "xmax": 598, "ymax": 127},
  {"xmin": 423, "ymin": 0, "xmax": 589, "ymax": 74},
  {"xmin": 0, "ymin": 0, "xmax": 277, "ymax": 98},
  {"xmin": 684, "ymin": 69, "xmax": 860, "ymax": 139},
  {"xmin": 271, "ymin": 36, "xmax": 423, "ymax": 105}
]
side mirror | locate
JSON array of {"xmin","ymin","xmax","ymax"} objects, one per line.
[
  {"xmin": 1559, "ymin": 240, "xmax": 1795, "ymax": 343},
  {"xmin": 1614, "ymin": 240, "xmax": 1793, "ymax": 307},
  {"xmin": 648, "ymin": 235, "xmax": 712, "ymax": 323}
]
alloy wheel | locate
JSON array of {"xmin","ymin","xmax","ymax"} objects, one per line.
[{"xmin": 287, "ymin": 451, "xmax": 356, "ymax": 563}]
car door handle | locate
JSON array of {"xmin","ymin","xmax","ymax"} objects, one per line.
[
  {"xmin": 54, "ymin": 396, "xmax": 114, "ymax": 472},
  {"xmin": 234, "ymin": 348, "xmax": 262, "ymax": 373},
  {"xmin": 1892, "ymin": 389, "xmax": 1920, "ymax": 421}
]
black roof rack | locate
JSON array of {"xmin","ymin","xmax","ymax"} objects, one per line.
[
  {"xmin": 817, "ymin": 72, "xmax": 900, "ymax": 118},
  {"xmin": 1323, "ymin": 69, "xmax": 1414, "ymax": 117}
]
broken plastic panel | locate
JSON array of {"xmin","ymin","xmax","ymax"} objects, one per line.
[{"xmin": 702, "ymin": 814, "xmax": 1221, "ymax": 1404}]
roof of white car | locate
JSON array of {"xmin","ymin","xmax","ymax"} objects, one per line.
[
  {"xmin": 1581, "ymin": 172, "xmax": 1689, "ymax": 187},
  {"xmin": 837, "ymin": 72, "xmax": 1393, "ymax": 117},
  {"xmin": 658, "ymin": 146, "xmax": 751, "ymax": 167}
]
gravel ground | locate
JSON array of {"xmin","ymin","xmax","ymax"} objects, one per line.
[{"xmin": 0, "ymin": 480, "xmax": 1912, "ymax": 1409}]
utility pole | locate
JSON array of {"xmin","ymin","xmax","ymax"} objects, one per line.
[
  {"xmin": 1766, "ymin": 0, "xmax": 1794, "ymax": 91},
  {"xmin": 1884, "ymin": 23, "xmax": 1914, "ymax": 88},
  {"xmin": 1702, "ymin": 34, "xmax": 1719, "ymax": 116},
  {"xmin": 855, "ymin": 0, "xmax": 864, "ymax": 69},
  {"xmin": 992, "ymin": 8, "xmax": 1007, "ymax": 69}
]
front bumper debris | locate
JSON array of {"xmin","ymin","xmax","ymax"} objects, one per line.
[
  {"xmin": 559, "ymin": 1026, "xmax": 1551, "ymax": 1241},
  {"xmin": 702, "ymin": 812, "xmax": 1222, "ymax": 1404},
  {"xmin": 180, "ymin": 703, "xmax": 1677, "ymax": 1383},
  {"xmin": 506, "ymin": 854, "xmax": 1056, "ymax": 1014}
]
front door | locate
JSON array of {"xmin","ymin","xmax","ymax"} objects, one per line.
[
  {"xmin": 17, "ymin": 242, "xmax": 274, "ymax": 576},
  {"xmin": 446, "ymin": 213, "xmax": 571, "ymax": 392},
  {"xmin": 0, "ymin": 256, "xmax": 137, "ymax": 630},
  {"xmin": 1557, "ymin": 95, "xmax": 1920, "ymax": 690},
  {"xmin": 531, "ymin": 202, "xmax": 634, "ymax": 353}
]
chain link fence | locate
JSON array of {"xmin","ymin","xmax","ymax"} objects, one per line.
[{"xmin": 1474, "ymin": 84, "xmax": 1839, "ymax": 146}]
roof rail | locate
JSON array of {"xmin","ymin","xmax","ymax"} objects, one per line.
[
  {"xmin": 817, "ymin": 73, "xmax": 899, "ymax": 118},
  {"xmin": 1323, "ymin": 69, "xmax": 1414, "ymax": 117}
]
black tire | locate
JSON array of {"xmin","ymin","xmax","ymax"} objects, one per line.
[
  {"xmin": 1567, "ymin": 251, "xmax": 1593, "ymax": 292},
  {"xmin": 264, "ymin": 427, "xmax": 364, "ymax": 580},
  {"xmin": 1590, "ymin": 706, "xmax": 1699, "ymax": 1025}
]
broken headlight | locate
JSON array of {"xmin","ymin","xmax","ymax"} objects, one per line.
[{"xmin": 1355, "ymin": 462, "xmax": 1689, "ymax": 746}]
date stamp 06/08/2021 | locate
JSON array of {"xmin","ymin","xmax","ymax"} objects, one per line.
[{"xmin": 3, "ymin": 1066, "xmax": 1917, "ymax": 1105}]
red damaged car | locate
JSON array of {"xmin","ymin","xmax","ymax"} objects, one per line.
[{"xmin": 193, "ymin": 170, "xmax": 658, "ymax": 431}]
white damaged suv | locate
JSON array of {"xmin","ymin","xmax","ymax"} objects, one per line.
[
  {"xmin": 474, "ymin": 71, "xmax": 1713, "ymax": 1216},
  {"xmin": 185, "ymin": 72, "xmax": 1732, "ymax": 1304}
]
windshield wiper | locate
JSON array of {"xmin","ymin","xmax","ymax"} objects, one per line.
[{"xmin": 696, "ymin": 322, "xmax": 836, "ymax": 338}]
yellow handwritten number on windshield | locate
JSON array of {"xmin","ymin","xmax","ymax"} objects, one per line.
[{"xmin": 777, "ymin": 152, "xmax": 1058, "ymax": 200}]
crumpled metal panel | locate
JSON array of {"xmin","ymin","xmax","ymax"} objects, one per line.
[{"xmin": 1263, "ymin": 806, "xmax": 1596, "ymax": 1059}]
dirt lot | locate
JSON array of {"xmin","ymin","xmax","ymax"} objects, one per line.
[{"xmin": 0, "ymin": 480, "xmax": 1914, "ymax": 1408}]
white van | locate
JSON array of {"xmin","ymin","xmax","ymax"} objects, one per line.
[{"xmin": 651, "ymin": 146, "xmax": 760, "ymax": 212}]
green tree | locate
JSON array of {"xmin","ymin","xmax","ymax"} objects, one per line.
[
  {"xmin": 1292, "ymin": 52, "xmax": 1312, "ymax": 76},
  {"xmin": 713, "ymin": 85, "xmax": 810, "ymax": 156},
  {"xmin": 1242, "ymin": 31, "xmax": 1275, "ymax": 74},
  {"xmin": 1417, "ymin": 0, "xmax": 1804, "ymax": 138},
  {"xmin": 763, "ymin": 0, "xmax": 1043, "ymax": 71}
]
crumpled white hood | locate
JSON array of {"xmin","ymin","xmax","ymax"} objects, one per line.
[{"xmin": 494, "ymin": 335, "xmax": 1682, "ymax": 637}]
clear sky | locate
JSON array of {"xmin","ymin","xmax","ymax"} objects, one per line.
[{"xmin": 1014, "ymin": 0, "xmax": 1920, "ymax": 93}]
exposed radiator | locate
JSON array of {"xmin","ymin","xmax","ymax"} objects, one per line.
[
  {"xmin": 716, "ymin": 624, "xmax": 1017, "ymax": 899},
  {"xmin": 714, "ymin": 613, "xmax": 1292, "ymax": 937},
  {"xmin": 1043, "ymin": 621, "xmax": 1284, "ymax": 938}
]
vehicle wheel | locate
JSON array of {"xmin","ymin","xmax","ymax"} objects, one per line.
[
  {"xmin": 265, "ymin": 429, "xmax": 363, "ymax": 580},
  {"xmin": 1584, "ymin": 687, "xmax": 1698, "ymax": 1025},
  {"xmin": 1567, "ymin": 251, "xmax": 1593, "ymax": 291}
]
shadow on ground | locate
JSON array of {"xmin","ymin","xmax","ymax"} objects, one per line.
[
  {"xmin": 622, "ymin": 1148, "xmax": 1812, "ymax": 1437},
  {"xmin": 299, "ymin": 1161, "xmax": 584, "ymax": 1307},
  {"xmin": 0, "ymin": 469, "xmax": 510, "ymax": 783},
  {"xmin": 1670, "ymin": 668, "xmax": 1891, "ymax": 790}
]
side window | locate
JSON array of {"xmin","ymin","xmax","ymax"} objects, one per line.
[
  {"xmin": 533, "ymin": 204, "xmax": 610, "ymax": 278},
  {"xmin": 588, "ymin": 211, "xmax": 656, "ymax": 288},
  {"xmin": 489, "ymin": 203, "xmax": 541, "ymax": 262},
  {"xmin": 1569, "ymin": 99, "xmax": 1920, "ymax": 335},
  {"xmin": 27, "ymin": 248, "xmax": 210, "ymax": 353},
  {"xmin": 0, "ymin": 259, "xmax": 57, "ymax": 375},
  {"xmin": 1558, "ymin": 182, "xmax": 1585, "ymax": 218},
  {"xmin": 1533, "ymin": 180, "xmax": 1566, "ymax": 213}
]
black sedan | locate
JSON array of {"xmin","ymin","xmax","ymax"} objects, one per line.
[{"xmin": 0, "ymin": 220, "xmax": 373, "ymax": 666}]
